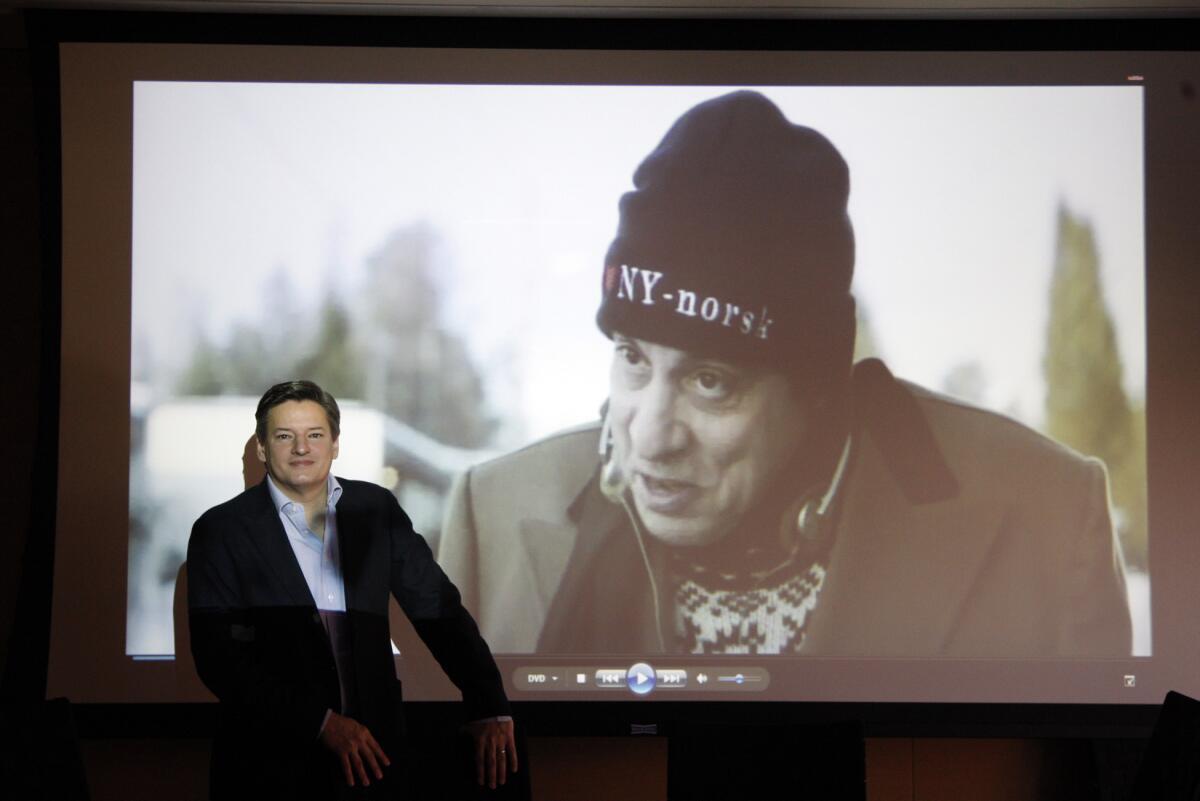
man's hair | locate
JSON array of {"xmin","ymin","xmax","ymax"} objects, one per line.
[{"xmin": 254, "ymin": 380, "xmax": 341, "ymax": 442}]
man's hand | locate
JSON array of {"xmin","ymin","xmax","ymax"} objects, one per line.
[
  {"xmin": 465, "ymin": 718, "xmax": 518, "ymax": 789},
  {"xmin": 319, "ymin": 711, "xmax": 391, "ymax": 788}
]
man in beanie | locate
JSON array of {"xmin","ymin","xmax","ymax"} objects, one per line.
[{"xmin": 438, "ymin": 91, "xmax": 1132, "ymax": 657}]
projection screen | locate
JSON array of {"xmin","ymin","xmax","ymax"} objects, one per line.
[{"xmin": 44, "ymin": 37, "xmax": 1200, "ymax": 713}]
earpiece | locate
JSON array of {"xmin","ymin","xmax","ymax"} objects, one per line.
[{"xmin": 598, "ymin": 412, "xmax": 627, "ymax": 501}]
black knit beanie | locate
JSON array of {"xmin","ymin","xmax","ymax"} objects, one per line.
[{"xmin": 597, "ymin": 90, "xmax": 856, "ymax": 399}]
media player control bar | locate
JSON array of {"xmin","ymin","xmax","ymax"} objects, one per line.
[{"xmin": 511, "ymin": 666, "xmax": 770, "ymax": 693}]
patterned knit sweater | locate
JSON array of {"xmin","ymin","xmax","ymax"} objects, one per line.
[{"xmin": 672, "ymin": 543, "xmax": 828, "ymax": 654}]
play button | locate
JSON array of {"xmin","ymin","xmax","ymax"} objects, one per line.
[{"xmin": 627, "ymin": 662, "xmax": 656, "ymax": 695}]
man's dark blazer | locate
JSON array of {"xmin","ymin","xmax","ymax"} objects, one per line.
[{"xmin": 188, "ymin": 477, "xmax": 509, "ymax": 800}]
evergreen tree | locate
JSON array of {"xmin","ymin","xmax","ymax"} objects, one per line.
[
  {"xmin": 176, "ymin": 333, "xmax": 229, "ymax": 395},
  {"xmin": 361, "ymin": 224, "xmax": 495, "ymax": 448},
  {"xmin": 176, "ymin": 320, "xmax": 291, "ymax": 396},
  {"xmin": 294, "ymin": 291, "xmax": 366, "ymax": 401},
  {"xmin": 1042, "ymin": 204, "xmax": 1146, "ymax": 567},
  {"xmin": 174, "ymin": 225, "xmax": 494, "ymax": 451}
]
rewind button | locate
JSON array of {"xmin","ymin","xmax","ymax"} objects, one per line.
[{"xmin": 595, "ymin": 669, "xmax": 627, "ymax": 688}]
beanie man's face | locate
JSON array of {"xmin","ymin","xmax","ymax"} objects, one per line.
[{"xmin": 608, "ymin": 332, "xmax": 806, "ymax": 547}]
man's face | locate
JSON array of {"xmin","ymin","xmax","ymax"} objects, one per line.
[
  {"xmin": 607, "ymin": 334, "xmax": 806, "ymax": 547},
  {"xmin": 256, "ymin": 400, "xmax": 339, "ymax": 502}
]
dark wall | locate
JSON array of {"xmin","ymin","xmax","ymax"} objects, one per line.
[
  {"xmin": 0, "ymin": 8, "xmax": 43, "ymax": 701},
  {"xmin": 0, "ymin": 9, "xmax": 1162, "ymax": 800}
]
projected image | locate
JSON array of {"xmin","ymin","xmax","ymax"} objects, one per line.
[{"xmin": 129, "ymin": 83, "xmax": 1147, "ymax": 661}]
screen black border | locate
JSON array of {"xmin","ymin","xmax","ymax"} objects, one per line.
[{"xmin": 19, "ymin": 6, "xmax": 1200, "ymax": 740}]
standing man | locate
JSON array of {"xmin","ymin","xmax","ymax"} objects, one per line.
[{"xmin": 188, "ymin": 380, "xmax": 516, "ymax": 800}]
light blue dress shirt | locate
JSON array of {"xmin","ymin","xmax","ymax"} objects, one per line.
[
  {"xmin": 266, "ymin": 474, "xmax": 346, "ymax": 612},
  {"xmin": 264, "ymin": 473, "xmax": 508, "ymax": 730}
]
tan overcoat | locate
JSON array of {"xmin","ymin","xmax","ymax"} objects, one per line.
[{"xmin": 438, "ymin": 362, "xmax": 1132, "ymax": 658}]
